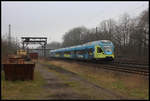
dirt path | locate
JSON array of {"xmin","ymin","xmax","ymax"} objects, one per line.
[
  {"xmin": 35, "ymin": 63, "xmax": 87, "ymax": 100},
  {"xmin": 35, "ymin": 62, "xmax": 127, "ymax": 100}
]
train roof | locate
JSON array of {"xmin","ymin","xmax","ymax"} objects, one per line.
[{"xmin": 50, "ymin": 40, "xmax": 113, "ymax": 53}]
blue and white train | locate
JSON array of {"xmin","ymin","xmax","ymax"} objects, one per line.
[{"xmin": 50, "ymin": 40, "xmax": 115, "ymax": 61}]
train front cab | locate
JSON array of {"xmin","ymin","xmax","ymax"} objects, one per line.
[{"xmin": 94, "ymin": 45, "xmax": 114, "ymax": 61}]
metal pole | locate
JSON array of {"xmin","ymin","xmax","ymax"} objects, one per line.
[
  {"xmin": 8, "ymin": 24, "xmax": 11, "ymax": 47},
  {"xmin": 22, "ymin": 42, "xmax": 25, "ymax": 49},
  {"xmin": 96, "ymin": 27, "xmax": 97, "ymax": 34},
  {"xmin": 96, "ymin": 27, "xmax": 98, "ymax": 40},
  {"xmin": 44, "ymin": 45, "xmax": 46, "ymax": 57}
]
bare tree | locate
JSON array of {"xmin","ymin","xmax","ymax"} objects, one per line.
[{"xmin": 62, "ymin": 26, "xmax": 89, "ymax": 47}]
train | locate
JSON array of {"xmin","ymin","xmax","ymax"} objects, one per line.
[{"xmin": 50, "ymin": 40, "xmax": 115, "ymax": 61}]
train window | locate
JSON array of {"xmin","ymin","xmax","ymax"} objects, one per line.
[
  {"xmin": 76, "ymin": 51, "xmax": 80, "ymax": 54},
  {"xmin": 71, "ymin": 51, "xmax": 74, "ymax": 54},
  {"xmin": 97, "ymin": 47, "xmax": 102, "ymax": 53},
  {"xmin": 82, "ymin": 50, "xmax": 86, "ymax": 54},
  {"xmin": 88, "ymin": 49, "xmax": 93, "ymax": 55},
  {"xmin": 59, "ymin": 52, "xmax": 63, "ymax": 55},
  {"xmin": 64, "ymin": 51, "xmax": 71, "ymax": 55},
  {"xmin": 76, "ymin": 50, "xmax": 86, "ymax": 55},
  {"xmin": 56, "ymin": 52, "xmax": 59, "ymax": 55}
]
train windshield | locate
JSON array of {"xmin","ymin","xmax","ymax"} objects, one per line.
[
  {"xmin": 101, "ymin": 40, "xmax": 112, "ymax": 44},
  {"xmin": 103, "ymin": 46, "xmax": 113, "ymax": 52}
]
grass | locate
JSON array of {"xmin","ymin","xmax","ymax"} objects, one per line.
[
  {"xmin": 39, "ymin": 60, "xmax": 118, "ymax": 99},
  {"xmin": 80, "ymin": 69, "xmax": 149, "ymax": 99},
  {"xmin": 63, "ymin": 80, "xmax": 109, "ymax": 99},
  {"xmin": 39, "ymin": 59, "xmax": 149, "ymax": 99},
  {"xmin": 1, "ymin": 69, "xmax": 47, "ymax": 100}
]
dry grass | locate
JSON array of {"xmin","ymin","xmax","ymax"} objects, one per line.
[
  {"xmin": 40, "ymin": 59, "xmax": 149, "ymax": 99},
  {"xmin": 1, "ymin": 69, "xmax": 48, "ymax": 100},
  {"xmin": 39, "ymin": 60, "xmax": 117, "ymax": 99}
]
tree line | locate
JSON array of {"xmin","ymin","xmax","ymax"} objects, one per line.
[{"xmin": 47, "ymin": 9, "xmax": 149, "ymax": 59}]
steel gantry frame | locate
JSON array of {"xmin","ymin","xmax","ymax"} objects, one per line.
[{"xmin": 21, "ymin": 37, "xmax": 47, "ymax": 57}]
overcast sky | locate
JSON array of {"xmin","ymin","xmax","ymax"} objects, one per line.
[{"xmin": 1, "ymin": 1, "xmax": 148, "ymax": 48}]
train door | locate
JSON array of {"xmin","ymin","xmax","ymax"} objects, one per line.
[
  {"xmin": 87, "ymin": 48, "xmax": 94, "ymax": 59},
  {"xmin": 94, "ymin": 45, "xmax": 104, "ymax": 59}
]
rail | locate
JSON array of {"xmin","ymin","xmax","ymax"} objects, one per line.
[{"xmin": 47, "ymin": 57, "xmax": 149, "ymax": 76}]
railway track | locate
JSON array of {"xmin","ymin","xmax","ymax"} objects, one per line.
[
  {"xmin": 97, "ymin": 62, "xmax": 149, "ymax": 76},
  {"xmin": 112, "ymin": 61, "xmax": 148, "ymax": 67},
  {"xmin": 96, "ymin": 61, "xmax": 149, "ymax": 70},
  {"xmin": 75, "ymin": 61, "xmax": 149, "ymax": 76},
  {"xmin": 46, "ymin": 57, "xmax": 149, "ymax": 76}
]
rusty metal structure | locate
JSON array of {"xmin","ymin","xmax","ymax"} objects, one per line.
[
  {"xmin": 3, "ymin": 63, "xmax": 35, "ymax": 81},
  {"xmin": 21, "ymin": 37, "xmax": 47, "ymax": 57}
]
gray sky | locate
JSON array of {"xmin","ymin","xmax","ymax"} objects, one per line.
[{"xmin": 1, "ymin": 1, "xmax": 148, "ymax": 48}]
